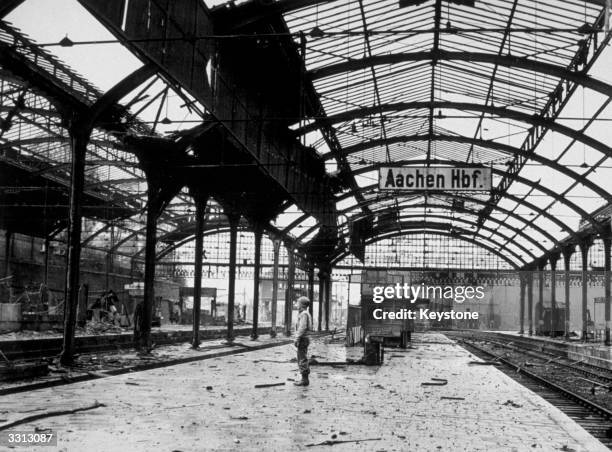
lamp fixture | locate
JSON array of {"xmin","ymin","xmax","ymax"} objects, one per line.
[
  {"xmin": 59, "ymin": 35, "xmax": 74, "ymax": 47},
  {"xmin": 309, "ymin": 26, "xmax": 325, "ymax": 38}
]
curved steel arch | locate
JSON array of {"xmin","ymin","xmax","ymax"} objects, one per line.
[
  {"xmin": 293, "ymin": 186, "xmax": 565, "ymax": 248},
  {"xmin": 155, "ymin": 224, "xmax": 284, "ymax": 261},
  {"xmin": 325, "ymin": 134, "xmax": 611, "ymax": 202},
  {"xmin": 331, "ymin": 229, "xmax": 520, "ymax": 269},
  {"xmin": 338, "ymin": 195, "xmax": 557, "ymax": 249},
  {"xmin": 295, "ymin": 101, "xmax": 612, "ymax": 161},
  {"xmin": 352, "ymin": 160, "xmax": 596, "ymax": 235},
  {"xmin": 291, "ymin": 159, "xmax": 582, "ymax": 244},
  {"xmin": 335, "ymin": 216, "xmax": 532, "ymax": 263},
  {"xmin": 151, "ymin": 219, "xmax": 243, "ymax": 259},
  {"xmin": 309, "ymin": 51, "xmax": 612, "ymax": 99},
  {"xmin": 156, "ymin": 225, "xmax": 233, "ymax": 260},
  {"xmin": 0, "ymin": 136, "xmax": 126, "ymax": 151},
  {"xmin": 374, "ymin": 221, "xmax": 526, "ymax": 265},
  {"xmin": 344, "ymin": 206, "xmax": 543, "ymax": 258},
  {"xmin": 295, "ymin": 192, "xmax": 554, "ymax": 258}
]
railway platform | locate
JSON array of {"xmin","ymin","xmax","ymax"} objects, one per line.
[
  {"xmin": 0, "ymin": 333, "xmax": 606, "ymax": 451},
  {"xmin": 0, "ymin": 323, "xmax": 273, "ymax": 360}
]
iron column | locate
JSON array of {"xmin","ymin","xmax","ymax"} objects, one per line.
[
  {"xmin": 580, "ymin": 241, "xmax": 590, "ymax": 341},
  {"xmin": 605, "ymin": 236, "xmax": 611, "ymax": 345},
  {"xmin": 307, "ymin": 265, "xmax": 315, "ymax": 318},
  {"xmin": 251, "ymin": 226, "xmax": 262, "ymax": 340},
  {"xmin": 527, "ymin": 269, "xmax": 534, "ymax": 336},
  {"xmin": 563, "ymin": 247, "xmax": 574, "ymax": 340},
  {"xmin": 285, "ymin": 244, "xmax": 295, "ymax": 336},
  {"xmin": 226, "ymin": 213, "xmax": 240, "ymax": 343},
  {"xmin": 192, "ymin": 197, "xmax": 206, "ymax": 348},
  {"xmin": 318, "ymin": 270, "xmax": 325, "ymax": 331},
  {"xmin": 550, "ymin": 254, "xmax": 558, "ymax": 338},
  {"xmin": 60, "ymin": 128, "xmax": 88, "ymax": 365},
  {"xmin": 519, "ymin": 272, "xmax": 525, "ymax": 335},
  {"xmin": 270, "ymin": 238, "xmax": 280, "ymax": 338}
]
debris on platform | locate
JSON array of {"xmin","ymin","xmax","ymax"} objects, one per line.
[
  {"xmin": 503, "ymin": 400, "xmax": 523, "ymax": 408},
  {"xmin": 81, "ymin": 322, "xmax": 126, "ymax": 335},
  {"xmin": 421, "ymin": 378, "xmax": 448, "ymax": 386},
  {"xmin": 0, "ymin": 401, "xmax": 105, "ymax": 431},
  {"xmin": 305, "ymin": 437, "xmax": 382, "ymax": 447},
  {"xmin": 254, "ymin": 382, "xmax": 285, "ymax": 388}
]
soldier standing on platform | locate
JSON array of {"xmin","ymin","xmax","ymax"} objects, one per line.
[{"xmin": 294, "ymin": 296, "xmax": 312, "ymax": 386}]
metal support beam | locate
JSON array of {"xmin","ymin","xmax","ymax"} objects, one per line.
[
  {"xmin": 563, "ymin": 247, "xmax": 574, "ymax": 340},
  {"xmin": 344, "ymin": 163, "xmax": 592, "ymax": 240},
  {"xmin": 191, "ymin": 194, "xmax": 207, "ymax": 349},
  {"xmin": 527, "ymin": 270, "xmax": 534, "ymax": 336},
  {"xmin": 57, "ymin": 65, "xmax": 156, "ymax": 364},
  {"xmin": 307, "ymin": 265, "xmax": 315, "ymax": 319},
  {"xmin": 334, "ymin": 229, "xmax": 519, "ymax": 269},
  {"xmin": 285, "ymin": 244, "xmax": 295, "ymax": 337},
  {"xmin": 43, "ymin": 236, "xmax": 50, "ymax": 285},
  {"xmin": 605, "ymin": 237, "xmax": 611, "ymax": 346},
  {"xmin": 59, "ymin": 128, "xmax": 88, "ymax": 366},
  {"xmin": 519, "ymin": 272, "xmax": 525, "ymax": 335},
  {"xmin": 132, "ymin": 187, "xmax": 181, "ymax": 352},
  {"xmin": 537, "ymin": 262, "xmax": 545, "ymax": 335},
  {"xmin": 270, "ymin": 237, "xmax": 280, "ymax": 338},
  {"xmin": 78, "ymin": 1, "xmax": 337, "ymax": 226},
  {"xmin": 296, "ymin": 101, "xmax": 612, "ymax": 167},
  {"xmin": 105, "ymin": 223, "xmax": 115, "ymax": 290},
  {"xmin": 251, "ymin": 226, "xmax": 262, "ymax": 340},
  {"xmin": 226, "ymin": 213, "xmax": 240, "ymax": 343},
  {"xmin": 330, "ymin": 134, "xmax": 611, "ymax": 204},
  {"xmin": 318, "ymin": 269, "xmax": 325, "ymax": 331},
  {"xmin": 0, "ymin": 0, "xmax": 25, "ymax": 18},
  {"xmin": 3, "ymin": 230, "xmax": 11, "ymax": 278},
  {"xmin": 329, "ymin": 180, "xmax": 561, "ymax": 246},
  {"xmin": 309, "ymin": 51, "xmax": 612, "ymax": 99},
  {"xmin": 580, "ymin": 240, "xmax": 591, "ymax": 341},
  {"xmin": 550, "ymin": 254, "xmax": 559, "ymax": 339},
  {"xmin": 138, "ymin": 195, "xmax": 160, "ymax": 350},
  {"xmin": 325, "ymin": 272, "xmax": 331, "ymax": 331}
]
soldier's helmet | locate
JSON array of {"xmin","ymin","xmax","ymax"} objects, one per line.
[{"xmin": 296, "ymin": 296, "xmax": 310, "ymax": 308}]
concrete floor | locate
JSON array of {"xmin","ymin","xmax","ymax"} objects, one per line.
[{"xmin": 0, "ymin": 333, "xmax": 607, "ymax": 451}]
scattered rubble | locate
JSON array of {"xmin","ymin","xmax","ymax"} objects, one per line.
[
  {"xmin": 0, "ymin": 401, "xmax": 105, "ymax": 431},
  {"xmin": 254, "ymin": 382, "xmax": 285, "ymax": 388},
  {"xmin": 503, "ymin": 400, "xmax": 523, "ymax": 408}
]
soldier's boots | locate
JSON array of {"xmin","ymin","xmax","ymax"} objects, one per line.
[{"xmin": 293, "ymin": 371, "xmax": 310, "ymax": 386}]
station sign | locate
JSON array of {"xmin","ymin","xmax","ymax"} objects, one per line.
[{"xmin": 379, "ymin": 166, "xmax": 491, "ymax": 191}]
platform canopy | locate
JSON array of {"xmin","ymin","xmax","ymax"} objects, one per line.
[{"xmin": 2, "ymin": 0, "xmax": 612, "ymax": 270}]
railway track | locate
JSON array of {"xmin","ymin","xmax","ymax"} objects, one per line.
[
  {"xmin": 454, "ymin": 331, "xmax": 612, "ymax": 384},
  {"xmin": 452, "ymin": 335, "xmax": 612, "ymax": 449}
]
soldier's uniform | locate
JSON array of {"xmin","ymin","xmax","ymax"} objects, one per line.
[{"xmin": 294, "ymin": 297, "xmax": 313, "ymax": 386}]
